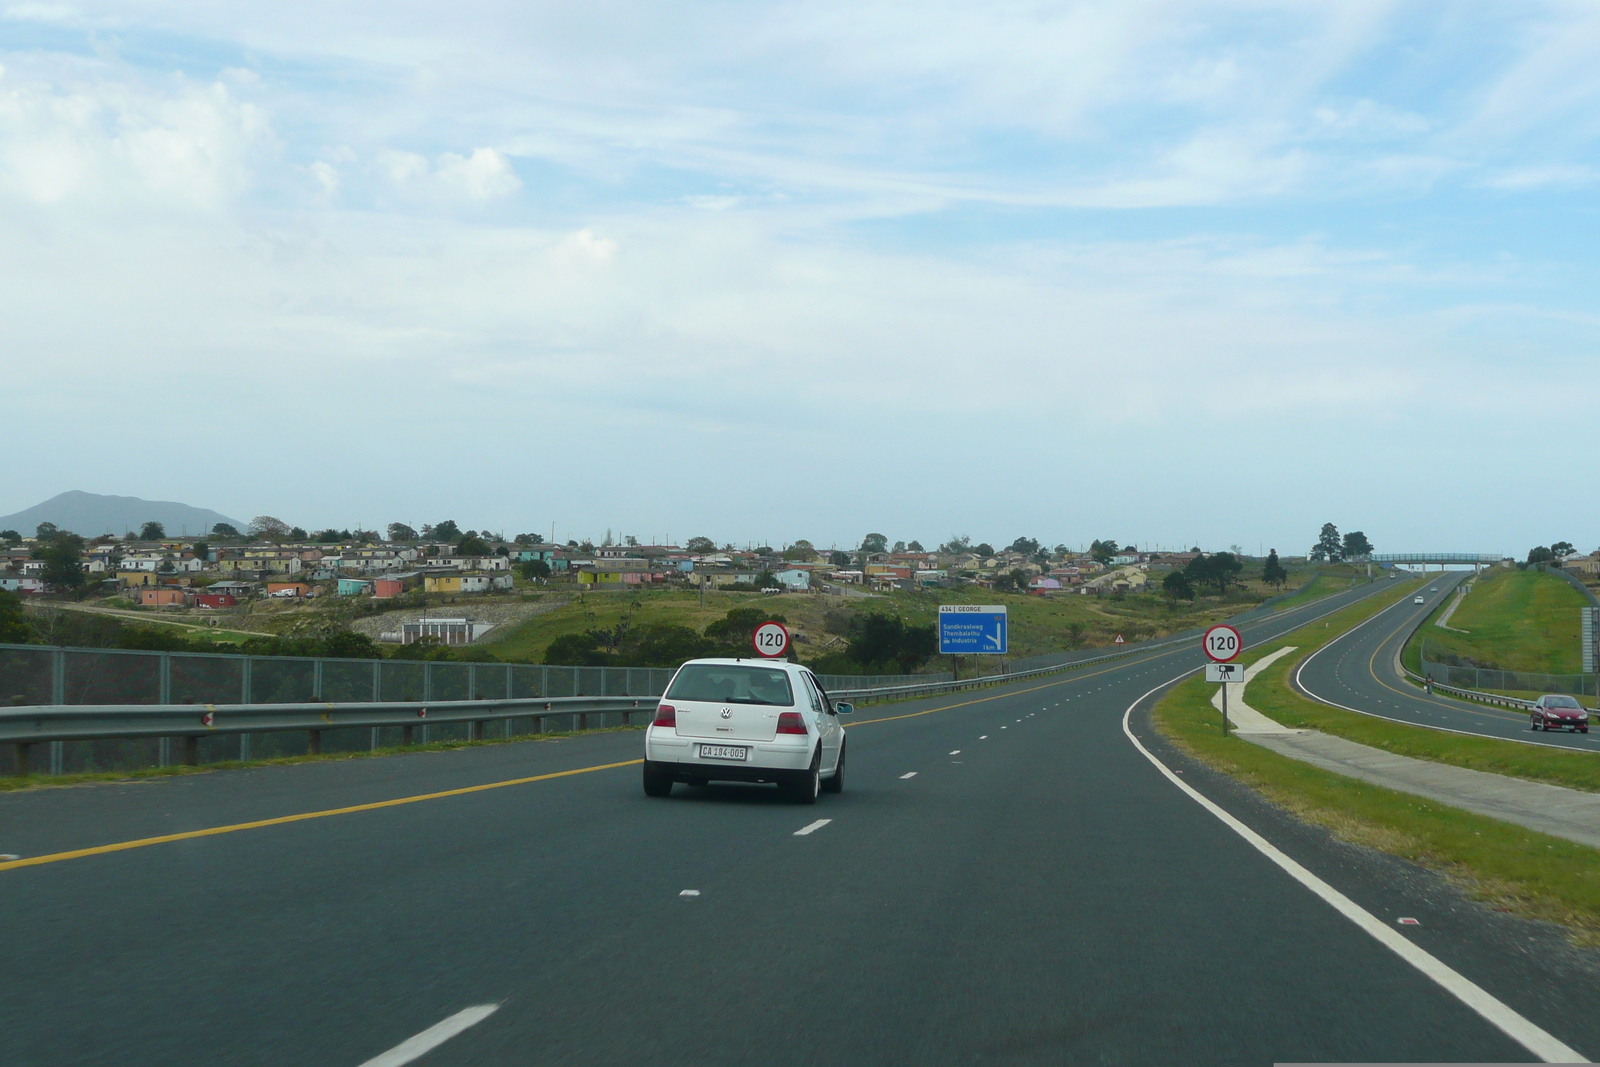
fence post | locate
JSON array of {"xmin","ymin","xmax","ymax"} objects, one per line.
[
  {"xmin": 313, "ymin": 658, "xmax": 323, "ymax": 701},
  {"xmin": 159, "ymin": 652, "xmax": 171, "ymax": 705},
  {"xmin": 183, "ymin": 736, "xmax": 199, "ymax": 766},
  {"xmin": 240, "ymin": 734, "xmax": 250, "ymax": 762},
  {"xmin": 14, "ymin": 742, "xmax": 31, "ymax": 777},
  {"xmin": 242, "ymin": 658, "xmax": 252, "ymax": 704},
  {"xmin": 308, "ymin": 729, "xmax": 322, "ymax": 755},
  {"xmin": 402, "ymin": 724, "xmax": 415, "ymax": 746},
  {"xmin": 423, "ymin": 662, "xmax": 432, "ymax": 703},
  {"xmin": 51, "ymin": 649, "xmax": 65, "ymax": 706},
  {"xmin": 372, "ymin": 661, "xmax": 381, "ymax": 702},
  {"xmin": 505, "ymin": 664, "xmax": 513, "ymax": 699},
  {"xmin": 50, "ymin": 741, "xmax": 63, "ymax": 775},
  {"xmin": 469, "ymin": 663, "xmax": 477, "ymax": 700}
]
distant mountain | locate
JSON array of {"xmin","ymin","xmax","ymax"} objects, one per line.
[{"xmin": 0, "ymin": 491, "xmax": 248, "ymax": 538}]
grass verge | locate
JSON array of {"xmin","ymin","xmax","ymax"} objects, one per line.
[
  {"xmin": 1406, "ymin": 567, "xmax": 1588, "ymax": 676},
  {"xmin": 0, "ymin": 724, "xmax": 644, "ymax": 793},
  {"xmin": 1153, "ymin": 576, "xmax": 1600, "ymax": 939}
]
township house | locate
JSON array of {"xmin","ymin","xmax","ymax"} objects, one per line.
[
  {"xmin": 424, "ymin": 574, "xmax": 490, "ymax": 594},
  {"xmin": 138, "ymin": 588, "xmax": 188, "ymax": 608}
]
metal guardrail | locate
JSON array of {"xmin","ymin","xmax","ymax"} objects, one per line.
[
  {"xmin": 1, "ymin": 628, "xmax": 1199, "ymax": 776},
  {"xmin": 0, "ymin": 696, "xmax": 652, "ymax": 775}
]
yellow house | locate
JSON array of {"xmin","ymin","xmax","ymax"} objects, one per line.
[
  {"xmin": 424, "ymin": 574, "xmax": 489, "ymax": 594},
  {"xmin": 118, "ymin": 570, "xmax": 158, "ymax": 587}
]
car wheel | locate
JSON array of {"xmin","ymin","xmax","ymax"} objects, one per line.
[
  {"xmin": 822, "ymin": 742, "xmax": 845, "ymax": 794},
  {"xmin": 642, "ymin": 761, "xmax": 674, "ymax": 797},
  {"xmin": 787, "ymin": 749, "xmax": 821, "ymax": 805}
]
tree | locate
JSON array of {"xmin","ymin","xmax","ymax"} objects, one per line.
[
  {"xmin": 859, "ymin": 533, "xmax": 889, "ymax": 554},
  {"xmin": 288, "ymin": 527, "xmax": 308, "ymax": 541},
  {"xmin": 1261, "ymin": 549, "xmax": 1288, "ymax": 590},
  {"xmin": 1162, "ymin": 571, "xmax": 1195, "ymax": 604},
  {"xmin": 139, "ymin": 521, "xmax": 166, "ymax": 541},
  {"xmin": 1528, "ymin": 545, "xmax": 1555, "ymax": 565},
  {"xmin": 1310, "ymin": 522, "xmax": 1342, "ymax": 563},
  {"xmin": 457, "ymin": 534, "xmax": 491, "ymax": 557},
  {"xmin": 518, "ymin": 559, "xmax": 551, "ymax": 582},
  {"xmin": 0, "ymin": 589, "xmax": 30, "ymax": 643},
  {"xmin": 1341, "ymin": 531, "xmax": 1373, "ymax": 559},
  {"xmin": 1552, "ymin": 541, "xmax": 1576, "ymax": 558},
  {"xmin": 704, "ymin": 608, "xmax": 786, "ymax": 656},
  {"xmin": 830, "ymin": 550, "xmax": 851, "ymax": 566},
  {"xmin": 891, "ymin": 540, "xmax": 907, "ymax": 553},
  {"xmin": 426, "ymin": 520, "xmax": 461, "ymax": 542},
  {"xmin": 846, "ymin": 614, "xmax": 936, "ymax": 673},
  {"xmin": 1009, "ymin": 536, "xmax": 1040, "ymax": 556},
  {"xmin": 941, "ymin": 535, "xmax": 971, "ymax": 554},
  {"xmin": 782, "ymin": 540, "xmax": 815, "ymax": 561},
  {"xmin": 974, "ymin": 543, "xmax": 994, "ymax": 558},
  {"xmin": 315, "ymin": 529, "xmax": 343, "ymax": 544},
  {"xmin": 617, "ymin": 623, "xmax": 711, "ymax": 667},
  {"xmin": 1187, "ymin": 551, "xmax": 1243, "ymax": 594},
  {"xmin": 1089, "ymin": 539, "xmax": 1118, "ymax": 565},
  {"xmin": 513, "ymin": 532, "xmax": 544, "ymax": 546},
  {"xmin": 0, "ymin": 530, "xmax": 20, "ymax": 545},
  {"xmin": 250, "ymin": 516, "xmax": 292, "ymax": 542},
  {"xmin": 907, "ymin": 540, "xmax": 924, "ymax": 552},
  {"xmin": 35, "ymin": 522, "xmax": 58, "ymax": 540},
  {"xmin": 685, "ymin": 536, "xmax": 717, "ymax": 554},
  {"xmin": 35, "ymin": 533, "xmax": 87, "ymax": 595},
  {"xmin": 211, "ymin": 523, "xmax": 240, "ymax": 538},
  {"xmin": 387, "ymin": 523, "xmax": 418, "ymax": 542}
]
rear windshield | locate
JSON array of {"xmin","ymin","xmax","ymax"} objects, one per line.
[
  {"xmin": 1546, "ymin": 695, "xmax": 1582, "ymax": 708},
  {"xmin": 667, "ymin": 664, "xmax": 795, "ymax": 706}
]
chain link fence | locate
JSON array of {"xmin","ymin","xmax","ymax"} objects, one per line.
[{"xmin": 1419, "ymin": 657, "xmax": 1596, "ymax": 698}]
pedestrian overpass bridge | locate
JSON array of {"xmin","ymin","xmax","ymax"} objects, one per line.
[{"xmin": 1367, "ymin": 553, "xmax": 1506, "ymax": 572}]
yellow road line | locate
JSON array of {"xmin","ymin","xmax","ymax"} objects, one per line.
[{"xmin": 0, "ymin": 759, "xmax": 643, "ymax": 874}]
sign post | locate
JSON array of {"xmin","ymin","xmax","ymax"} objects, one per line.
[
  {"xmin": 752, "ymin": 621, "xmax": 791, "ymax": 659},
  {"xmin": 1202, "ymin": 624, "xmax": 1244, "ymax": 735}
]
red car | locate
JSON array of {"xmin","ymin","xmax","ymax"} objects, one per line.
[{"xmin": 1531, "ymin": 694, "xmax": 1589, "ymax": 733}]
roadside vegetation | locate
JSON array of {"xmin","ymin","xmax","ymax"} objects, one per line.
[
  {"xmin": 1403, "ymin": 566, "xmax": 1589, "ymax": 676},
  {"xmin": 1153, "ymin": 576, "xmax": 1600, "ymax": 940}
]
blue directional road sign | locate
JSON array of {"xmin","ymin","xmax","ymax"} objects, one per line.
[{"xmin": 938, "ymin": 605, "xmax": 1008, "ymax": 655}]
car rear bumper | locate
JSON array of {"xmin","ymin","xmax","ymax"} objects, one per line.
[{"xmin": 645, "ymin": 729, "xmax": 813, "ymax": 778}]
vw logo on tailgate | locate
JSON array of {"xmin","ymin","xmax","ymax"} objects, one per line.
[{"xmin": 720, "ymin": 708, "xmax": 732, "ymax": 719}]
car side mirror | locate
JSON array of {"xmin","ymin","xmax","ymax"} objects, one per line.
[{"xmin": 835, "ymin": 702, "xmax": 853, "ymax": 715}]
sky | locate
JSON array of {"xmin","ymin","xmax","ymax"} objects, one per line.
[{"xmin": 2, "ymin": 1, "xmax": 1597, "ymax": 556}]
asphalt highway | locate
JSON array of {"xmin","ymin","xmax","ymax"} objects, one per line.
[
  {"xmin": 1296, "ymin": 570, "xmax": 1600, "ymax": 751},
  {"xmin": 3, "ymin": 579, "xmax": 1595, "ymax": 1066}
]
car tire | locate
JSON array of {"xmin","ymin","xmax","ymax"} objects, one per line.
[
  {"xmin": 642, "ymin": 761, "xmax": 675, "ymax": 797},
  {"xmin": 787, "ymin": 749, "xmax": 821, "ymax": 805},
  {"xmin": 822, "ymin": 742, "xmax": 845, "ymax": 794}
]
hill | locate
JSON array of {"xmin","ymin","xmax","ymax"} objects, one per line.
[{"xmin": 0, "ymin": 491, "xmax": 247, "ymax": 538}]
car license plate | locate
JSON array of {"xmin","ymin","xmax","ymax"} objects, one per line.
[{"xmin": 699, "ymin": 744, "xmax": 749, "ymax": 761}]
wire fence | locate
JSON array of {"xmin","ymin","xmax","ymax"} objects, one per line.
[{"xmin": 1419, "ymin": 656, "xmax": 1597, "ymax": 698}]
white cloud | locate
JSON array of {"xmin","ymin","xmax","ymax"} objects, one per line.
[{"xmin": 435, "ymin": 147, "xmax": 520, "ymax": 199}]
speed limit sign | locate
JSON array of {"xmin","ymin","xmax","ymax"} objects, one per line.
[
  {"xmin": 752, "ymin": 621, "xmax": 791, "ymax": 658},
  {"xmin": 1202, "ymin": 624, "xmax": 1243, "ymax": 663}
]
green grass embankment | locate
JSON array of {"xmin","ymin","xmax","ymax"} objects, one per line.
[
  {"xmin": 1406, "ymin": 567, "xmax": 1588, "ymax": 676},
  {"xmin": 1153, "ymin": 575, "xmax": 1600, "ymax": 938}
]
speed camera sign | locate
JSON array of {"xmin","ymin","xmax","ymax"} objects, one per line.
[
  {"xmin": 1202, "ymin": 624, "xmax": 1243, "ymax": 663},
  {"xmin": 752, "ymin": 621, "xmax": 791, "ymax": 658}
]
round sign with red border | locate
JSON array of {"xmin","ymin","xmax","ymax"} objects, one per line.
[
  {"xmin": 752, "ymin": 621, "xmax": 791, "ymax": 658},
  {"xmin": 1202, "ymin": 624, "xmax": 1243, "ymax": 663}
]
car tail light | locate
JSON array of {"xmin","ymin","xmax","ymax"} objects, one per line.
[
  {"xmin": 653, "ymin": 704, "xmax": 676, "ymax": 727},
  {"xmin": 777, "ymin": 712, "xmax": 807, "ymax": 735}
]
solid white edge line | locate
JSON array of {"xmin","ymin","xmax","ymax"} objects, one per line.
[
  {"xmin": 794, "ymin": 818, "xmax": 832, "ymax": 836},
  {"xmin": 1119, "ymin": 679, "xmax": 1586, "ymax": 1064},
  {"xmin": 899, "ymin": 772, "xmax": 917, "ymax": 779},
  {"xmin": 356, "ymin": 1004, "xmax": 500, "ymax": 1067}
]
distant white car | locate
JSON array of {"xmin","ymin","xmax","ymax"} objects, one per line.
[
  {"xmin": 1413, "ymin": 595, "xmax": 1425, "ymax": 604},
  {"xmin": 643, "ymin": 658, "xmax": 850, "ymax": 803}
]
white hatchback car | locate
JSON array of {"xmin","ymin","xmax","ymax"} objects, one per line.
[{"xmin": 643, "ymin": 658, "xmax": 850, "ymax": 803}]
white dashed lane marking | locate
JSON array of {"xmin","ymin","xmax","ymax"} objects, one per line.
[
  {"xmin": 679, "ymin": 889, "xmax": 701, "ymax": 897},
  {"xmin": 949, "ymin": 750, "xmax": 961, "ymax": 755},
  {"xmin": 899, "ymin": 772, "xmax": 918, "ymax": 779},
  {"xmin": 355, "ymin": 1005, "xmax": 500, "ymax": 1067},
  {"xmin": 794, "ymin": 819, "xmax": 832, "ymax": 836}
]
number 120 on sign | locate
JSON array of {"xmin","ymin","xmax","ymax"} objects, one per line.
[{"xmin": 1203, "ymin": 624, "xmax": 1242, "ymax": 663}]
